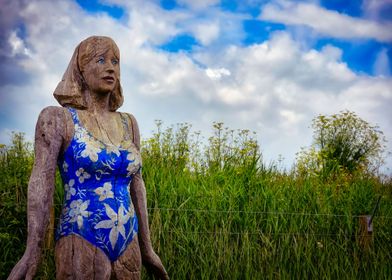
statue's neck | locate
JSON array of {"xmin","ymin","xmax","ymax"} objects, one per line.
[{"xmin": 85, "ymin": 90, "xmax": 111, "ymax": 114}]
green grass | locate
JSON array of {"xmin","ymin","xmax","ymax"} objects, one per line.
[{"xmin": 0, "ymin": 125, "xmax": 391, "ymax": 280}]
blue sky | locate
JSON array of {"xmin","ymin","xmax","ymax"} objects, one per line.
[
  {"xmin": 1, "ymin": 0, "xmax": 391, "ymax": 172},
  {"xmin": 69, "ymin": 0, "xmax": 391, "ymax": 75}
]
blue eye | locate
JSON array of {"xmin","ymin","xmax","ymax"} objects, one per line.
[
  {"xmin": 97, "ymin": 57, "xmax": 105, "ymax": 64},
  {"xmin": 112, "ymin": 59, "xmax": 119, "ymax": 65}
]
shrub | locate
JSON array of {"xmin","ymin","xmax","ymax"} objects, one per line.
[{"xmin": 296, "ymin": 111, "xmax": 387, "ymax": 178}]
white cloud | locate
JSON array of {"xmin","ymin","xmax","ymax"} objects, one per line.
[
  {"xmin": 8, "ymin": 31, "xmax": 31, "ymax": 57},
  {"xmin": 260, "ymin": 0, "xmax": 392, "ymax": 42},
  {"xmin": 205, "ymin": 67, "xmax": 231, "ymax": 80},
  {"xmin": 193, "ymin": 31, "xmax": 392, "ymax": 168},
  {"xmin": 125, "ymin": 2, "xmax": 187, "ymax": 46},
  {"xmin": 320, "ymin": 45, "xmax": 342, "ymax": 61},
  {"xmin": 362, "ymin": 0, "xmax": 392, "ymax": 20},
  {"xmin": 373, "ymin": 48, "xmax": 391, "ymax": 77},
  {"xmin": 1, "ymin": 0, "xmax": 391, "ymax": 173},
  {"xmin": 177, "ymin": 0, "xmax": 220, "ymax": 10},
  {"xmin": 190, "ymin": 20, "xmax": 220, "ymax": 45}
]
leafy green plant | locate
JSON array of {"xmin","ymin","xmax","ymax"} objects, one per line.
[
  {"xmin": 297, "ymin": 111, "xmax": 387, "ymax": 178},
  {"xmin": 0, "ymin": 132, "xmax": 33, "ymax": 278}
]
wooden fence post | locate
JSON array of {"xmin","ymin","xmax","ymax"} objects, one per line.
[
  {"xmin": 358, "ymin": 195, "xmax": 381, "ymax": 252},
  {"xmin": 358, "ymin": 215, "xmax": 373, "ymax": 252}
]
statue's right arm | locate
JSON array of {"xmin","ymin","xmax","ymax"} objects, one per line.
[{"xmin": 8, "ymin": 106, "xmax": 68, "ymax": 280}]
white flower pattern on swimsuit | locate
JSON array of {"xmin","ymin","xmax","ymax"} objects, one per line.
[
  {"xmin": 62, "ymin": 161, "xmax": 68, "ymax": 173},
  {"xmin": 126, "ymin": 147, "xmax": 141, "ymax": 176},
  {"xmin": 81, "ymin": 140, "xmax": 102, "ymax": 162},
  {"xmin": 64, "ymin": 179, "xmax": 76, "ymax": 200},
  {"xmin": 74, "ymin": 123, "xmax": 103, "ymax": 162},
  {"xmin": 76, "ymin": 167, "xmax": 91, "ymax": 183},
  {"xmin": 95, "ymin": 182, "xmax": 114, "ymax": 201},
  {"xmin": 106, "ymin": 145, "xmax": 121, "ymax": 156},
  {"xmin": 94, "ymin": 203, "xmax": 131, "ymax": 250},
  {"xmin": 56, "ymin": 108, "xmax": 141, "ymax": 261},
  {"xmin": 74, "ymin": 124, "xmax": 85, "ymax": 141},
  {"xmin": 68, "ymin": 199, "xmax": 91, "ymax": 229}
]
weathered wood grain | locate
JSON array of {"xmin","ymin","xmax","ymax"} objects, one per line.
[{"xmin": 8, "ymin": 36, "xmax": 168, "ymax": 280}]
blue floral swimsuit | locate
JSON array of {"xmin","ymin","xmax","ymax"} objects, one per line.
[{"xmin": 56, "ymin": 107, "xmax": 141, "ymax": 262}]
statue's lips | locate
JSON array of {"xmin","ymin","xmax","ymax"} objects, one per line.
[{"xmin": 102, "ymin": 76, "xmax": 115, "ymax": 83}]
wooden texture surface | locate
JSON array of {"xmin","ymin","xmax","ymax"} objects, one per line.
[{"xmin": 7, "ymin": 36, "xmax": 168, "ymax": 280}]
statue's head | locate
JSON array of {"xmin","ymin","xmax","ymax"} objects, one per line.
[{"xmin": 53, "ymin": 36, "xmax": 123, "ymax": 111}]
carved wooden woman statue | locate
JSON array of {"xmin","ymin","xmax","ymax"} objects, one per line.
[{"xmin": 8, "ymin": 36, "xmax": 169, "ymax": 280}]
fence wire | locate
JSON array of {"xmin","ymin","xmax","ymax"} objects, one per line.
[
  {"xmin": 8, "ymin": 226, "xmax": 385, "ymax": 238},
  {"xmin": 8, "ymin": 203, "xmax": 392, "ymax": 219},
  {"xmin": 147, "ymin": 207, "xmax": 392, "ymax": 219},
  {"xmin": 4, "ymin": 202, "xmax": 391, "ymax": 238}
]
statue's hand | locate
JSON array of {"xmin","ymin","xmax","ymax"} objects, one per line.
[
  {"xmin": 7, "ymin": 248, "xmax": 40, "ymax": 280},
  {"xmin": 142, "ymin": 250, "xmax": 169, "ymax": 280}
]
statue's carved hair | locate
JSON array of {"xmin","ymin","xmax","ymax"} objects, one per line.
[{"xmin": 53, "ymin": 36, "xmax": 123, "ymax": 111}]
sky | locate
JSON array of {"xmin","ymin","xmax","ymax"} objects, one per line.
[{"xmin": 0, "ymin": 0, "xmax": 391, "ymax": 173}]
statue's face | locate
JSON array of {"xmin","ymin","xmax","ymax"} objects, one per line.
[{"xmin": 82, "ymin": 48, "xmax": 120, "ymax": 94}]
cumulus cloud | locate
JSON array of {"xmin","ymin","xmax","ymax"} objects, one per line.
[
  {"xmin": 8, "ymin": 31, "xmax": 31, "ymax": 57},
  {"xmin": 177, "ymin": 0, "xmax": 220, "ymax": 10},
  {"xmin": 362, "ymin": 0, "xmax": 392, "ymax": 20},
  {"xmin": 373, "ymin": 48, "xmax": 391, "ymax": 77},
  {"xmin": 205, "ymin": 67, "xmax": 231, "ymax": 80},
  {"xmin": 0, "ymin": 0, "xmax": 391, "ymax": 172},
  {"xmin": 0, "ymin": 0, "xmax": 28, "ymax": 52},
  {"xmin": 190, "ymin": 20, "xmax": 220, "ymax": 45},
  {"xmin": 193, "ymin": 31, "xmax": 391, "ymax": 166},
  {"xmin": 260, "ymin": 0, "xmax": 392, "ymax": 42}
]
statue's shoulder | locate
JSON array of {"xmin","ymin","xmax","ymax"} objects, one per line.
[
  {"xmin": 120, "ymin": 112, "xmax": 140, "ymax": 134},
  {"xmin": 39, "ymin": 105, "xmax": 67, "ymax": 116},
  {"xmin": 119, "ymin": 110, "xmax": 134, "ymax": 117},
  {"xmin": 36, "ymin": 106, "xmax": 72, "ymax": 132},
  {"xmin": 119, "ymin": 111, "xmax": 140, "ymax": 147},
  {"xmin": 38, "ymin": 106, "xmax": 72, "ymax": 121},
  {"xmin": 120, "ymin": 111, "xmax": 138, "ymax": 123}
]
